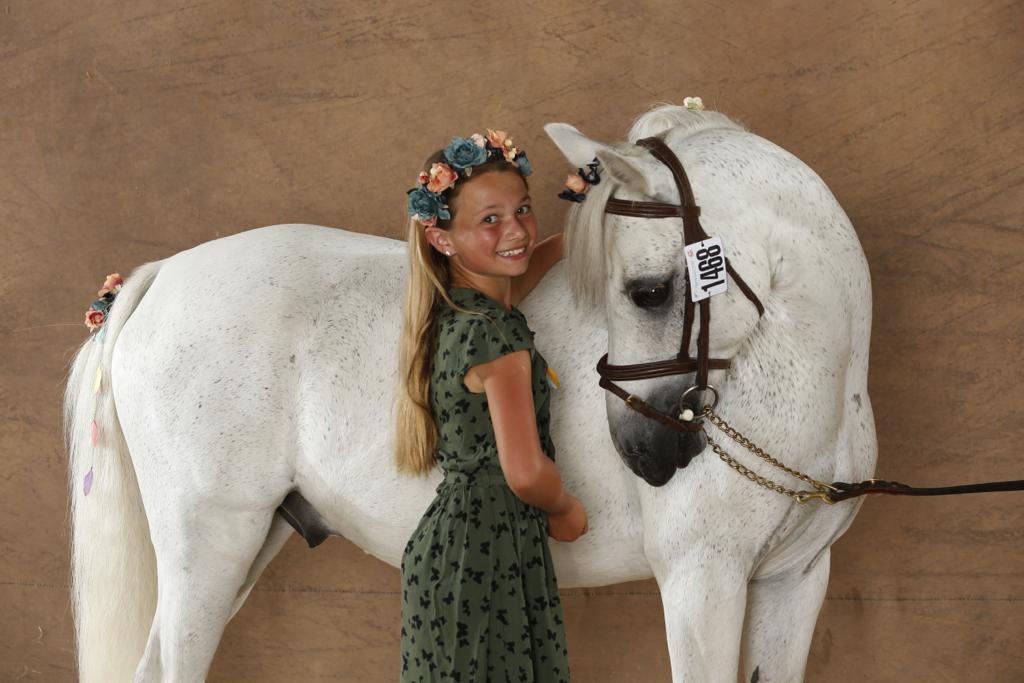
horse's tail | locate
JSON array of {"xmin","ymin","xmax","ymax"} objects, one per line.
[{"xmin": 63, "ymin": 260, "xmax": 164, "ymax": 682}]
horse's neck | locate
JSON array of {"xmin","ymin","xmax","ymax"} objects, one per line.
[{"xmin": 723, "ymin": 292, "xmax": 855, "ymax": 478}]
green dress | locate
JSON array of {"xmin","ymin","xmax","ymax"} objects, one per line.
[{"xmin": 400, "ymin": 286, "xmax": 570, "ymax": 683}]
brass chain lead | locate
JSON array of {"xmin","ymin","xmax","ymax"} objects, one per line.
[{"xmin": 700, "ymin": 408, "xmax": 838, "ymax": 505}]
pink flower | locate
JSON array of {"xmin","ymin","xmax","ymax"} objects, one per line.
[
  {"xmin": 486, "ymin": 129, "xmax": 512, "ymax": 150},
  {"xmin": 418, "ymin": 170, "xmax": 430, "ymax": 185},
  {"xmin": 85, "ymin": 309, "xmax": 105, "ymax": 330},
  {"xmin": 98, "ymin": 273, "xmax": 123, "ymax": 296},
  {"xmin": 565, "ymin": 173, "xmax": 587, "ymax": 193},
  {"xmin": 486, "ymin": 129, "xmax": 520, "ymax": 161},
  {"xmin": 470, "ymin": 133, "xmax": 486, "ymax": 147},
  {"xmin": 419, "ymin": 214, "xmax": 438, "ymax": 227},
  {"xmin": 426, "ymin": 162, "xmax": 458, "ymax": 193}
]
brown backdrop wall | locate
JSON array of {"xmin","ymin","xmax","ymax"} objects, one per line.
[{"xmin": 2, "ymin": 1, "xmax": 1021, "ymax": 681}]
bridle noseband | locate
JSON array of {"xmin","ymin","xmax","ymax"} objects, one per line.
[{"xmin": 595, "ymin": 136, "xmax": 765, "ymax": 433}]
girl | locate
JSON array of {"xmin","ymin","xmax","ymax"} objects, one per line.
[{"xmin": 394, "ymin": 129, "xmax": 587, "ymax": 682}]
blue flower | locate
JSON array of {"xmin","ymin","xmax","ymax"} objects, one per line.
[
  {"xmin": 514, "ymin": 152, "xmax": 532, "ymax": 176},
  {"xmin": 558, "ymin": 188, "xmax": 587, "ymax": 202},
  {"xmin": 442, "ymin": 136, "xmax": 488, "ymax": 170},
  {"xmin": 407, "ymin": 186, "xmax": 451, "ymax": 221}
]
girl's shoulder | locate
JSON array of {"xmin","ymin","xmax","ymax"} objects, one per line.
[
  {"xmin": 441, "ymin": 288, "xmax": 529, "ymax": 329},
  {"xmin": 440, "ymin": 289, "xmax": 534, "ymax": 364}
]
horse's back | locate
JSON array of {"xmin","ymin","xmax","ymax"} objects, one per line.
[{"xmin": 112, "ymin": 224, "xmax": 404, "ymax": 492}]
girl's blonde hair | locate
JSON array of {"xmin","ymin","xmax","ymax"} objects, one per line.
[{"xmin": 393, "ymin": 149, "xmax": 531, "ymax": 476}]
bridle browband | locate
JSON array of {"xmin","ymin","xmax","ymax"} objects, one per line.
[{"xmin": 595, "ymin": 136, "xmax": 765, "ymax": 433}]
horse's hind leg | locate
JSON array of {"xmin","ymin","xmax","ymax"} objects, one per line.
[
  {"xmin": 134, "ymin": 498, "xmax": 281, "ymax": 682},
  {"xmin": 739, "ymin": 548, "xmax": 831, "ymax": 683}
]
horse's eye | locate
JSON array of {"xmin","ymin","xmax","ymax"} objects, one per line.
[{"xmin": 630, "ymin": 282, "xmax": 671, "ymax": 308}]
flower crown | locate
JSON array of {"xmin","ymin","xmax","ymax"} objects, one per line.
[{"xmin": 407, "ymin": 129, "xmax": 532, "ymax": 227}]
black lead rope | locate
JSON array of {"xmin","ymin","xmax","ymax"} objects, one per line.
[{"xmin": 825, "ymin": 478, "xmax": 1024, "ymax": 503}]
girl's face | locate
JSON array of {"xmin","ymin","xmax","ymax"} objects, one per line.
[{"xmin": 427, "ymin": 170, "xmax": 537, "ymax": 282}]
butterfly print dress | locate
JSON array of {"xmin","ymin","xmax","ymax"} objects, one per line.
[{"xmin": 400, "ymin": 286, "xmax": 570, "ymax": 682}]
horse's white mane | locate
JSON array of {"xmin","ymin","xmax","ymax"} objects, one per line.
[
  {"xmin": 624, "ymin": 101, "xmax": 749, "ymax": 143},
  {"xmin": 563, "ymin": 102, "xmax": 750, "ymax": 314}
]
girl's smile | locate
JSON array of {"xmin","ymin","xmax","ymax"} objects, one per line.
[{"xmin": 496, "ymin": 245, "xmax": 528, "ymax": 259}]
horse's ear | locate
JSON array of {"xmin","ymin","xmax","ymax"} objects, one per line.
[
  {"xmin": 543, "ymin": 122, "xmax": 611, "ymax": 169},
  {"xmin": 544, "ymin": 122, "xmax": 657, "ymax": 196},
  {"xmin": 593, "ymin": 147, "xmax": 657, "ymax": 197}
]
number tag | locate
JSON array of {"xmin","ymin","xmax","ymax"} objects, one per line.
[{"xmin": 684, "ymin": 236, "xmax": 728, "ymax": 302}]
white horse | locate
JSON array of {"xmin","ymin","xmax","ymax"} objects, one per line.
[{"xmin": 63, "ymin": 104, "xmax": 876, "ymax": 682}]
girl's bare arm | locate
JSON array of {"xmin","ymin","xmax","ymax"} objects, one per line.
[{"xmin": 466, "ymin": 349, "xmax": 573, "ymax": 516}]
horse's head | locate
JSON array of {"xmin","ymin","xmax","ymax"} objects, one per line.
[{"xmin": 545, "ymin": 106, "xmax": 784, "ymax": 486}]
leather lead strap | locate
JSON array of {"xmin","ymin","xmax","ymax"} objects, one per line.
[{"xmin": 826, "ymin": 478, "xmax": 1024, "ymax": 503}]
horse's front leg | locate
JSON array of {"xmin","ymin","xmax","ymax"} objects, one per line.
[
  {"xmin": 739, "ymin": 547, "xmax": 831, "ymax": 683},
  {"xmin": 652, "ymin": 548, "xmax": 750, "ymax": 682}
]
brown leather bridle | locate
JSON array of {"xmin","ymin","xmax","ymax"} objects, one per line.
[
  {"xmin": 587, "ymin": 135, "xmax": 1024, "ymax": 502},
  {"xmin": 594, "ymin": 136, "xmax": 765, "ymax": 434}
]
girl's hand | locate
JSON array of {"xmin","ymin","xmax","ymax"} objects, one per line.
[{"xmin": 547, "ymin": 494, "xmax": 588, "ymax": 542}]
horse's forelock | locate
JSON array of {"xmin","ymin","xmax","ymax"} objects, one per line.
[{"xmin": 563, "ymin": 171, "xmax": 616, "ymax": 315}]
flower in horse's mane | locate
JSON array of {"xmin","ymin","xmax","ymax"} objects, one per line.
[
  {"xmin": 98, "ymin": 273, "xmax": 123, "ymax": 296},
  {"xmin": 564, "ymin": 173, "xmax": 587, "ymax": 193},
  {"xmin": 85, "ymin": 309, "xmax": 105, "ymax": 329},
  {"xmin": 558, "ymin": 158, "xmax": 603, "ymax": 203},
  {"xmin": 84, "ymin": 272, "xmax": 123, "ymax": 331}
]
